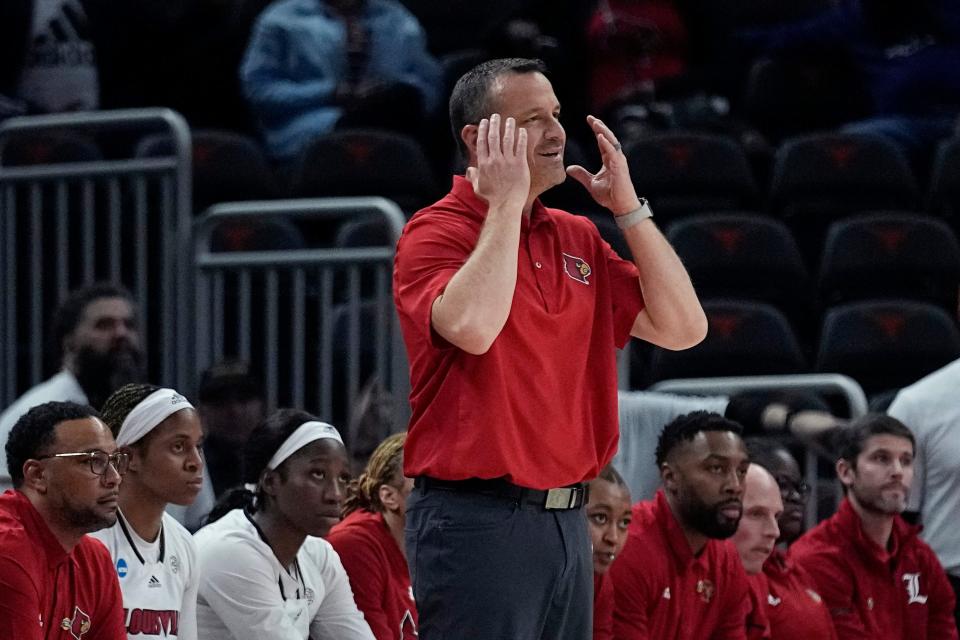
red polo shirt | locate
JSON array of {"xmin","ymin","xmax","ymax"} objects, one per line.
[
  {"xmin": 608, "ymin": 490, "xmax": 751, "ymax": 639},
  {"xmin": 594, "ymin": 571, "xmax": 615, "ymax": 640},
  {"xmin": 327, "ymin": 509, "xmax": 418, "ymax": 640},
  {"xmin": 756, "ymin": 549, "xmax": 837, "ymax": 640},
  {"xmin": 789, "ymin": 498, "xmax": 958, "ymax": 640},
  {"xmin": 393, "ymin": 176, "xmax": 645, "ymax": 489},
  {"xmin": 744, "ymin": 575, "xmax": 771, "ymax": 640},
  {"xmin": 0, "ymin": 490, "xmax": 125, "ymax": 640}
]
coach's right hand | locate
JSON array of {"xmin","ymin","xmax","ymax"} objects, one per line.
[{"xmin": 466, "ymin": 113, "xmax": 530, "ymax": 214}]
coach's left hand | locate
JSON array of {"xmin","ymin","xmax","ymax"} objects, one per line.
[{"xmin": 566, "ymin": 115, "xmax": 641, "ymax": 217}]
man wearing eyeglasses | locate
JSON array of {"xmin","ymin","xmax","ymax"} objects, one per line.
[{"xmin": 0, "ymin": 401, "xmax": 127, "ymax": 639}]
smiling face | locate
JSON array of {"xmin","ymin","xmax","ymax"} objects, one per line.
[
  {"xmin": 586, "ymin": 477, "xmax": 632, "ymax": 575},
  {"xmin": 663, "ymin": 431, "xmax": 749, "ymax": 540},
  {"xmin": 839, "ymin": 434, "xmax": 914, "ymax": 516},
  {"xmin": 465, "ymin": 71, "xmax": 567, "ymax": 200},
  {"xmin": 270, "ymin": 439, "xmax": 351, "ymax": 537},
  {"xmin": 126, "ymin": 408, "xmax": 205, "ymax": 507},
  {"xmin": 732, "ymin": 464, "xmax": 783, "ymax": 574}
]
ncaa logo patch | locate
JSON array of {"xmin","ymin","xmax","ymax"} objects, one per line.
[
  {"xmin": 116, "ymin": 558, "xmax": 128, "ymax": 579},
  {"xmin": 561, "ymin": 253, "xmax": 592, "ymax": 285}
]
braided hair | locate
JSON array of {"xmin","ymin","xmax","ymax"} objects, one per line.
[
  {"xmin": 100, "ymin": 383, "xmax": 163, "ymax": 441},
  {"xmin": 341, "ymin": 431, "xmax": 406, "ymax": 518}
]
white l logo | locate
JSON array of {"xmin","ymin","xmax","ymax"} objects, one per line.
[{"xmin": 903, "ymin": 573, "xmax": 928, "ymax": 604}]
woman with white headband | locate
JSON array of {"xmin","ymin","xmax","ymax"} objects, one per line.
[
  {"xmin": 194, "ymin": 408, "xmax": 374, "ymax": 640},
  {"xmin": 94, "ymin": 383, "xmax": 205, "ymax": 640}
]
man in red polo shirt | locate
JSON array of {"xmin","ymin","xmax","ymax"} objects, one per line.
[
  {"xmin": 393, "ymin": 57, "xmax": 706, "ymax": 639},
  {"xmin": 608, "ymin": 411, "xmax": 752, "ymax": 639},
  {"xmin": 0, "ymin": 401, "xmax": 127, "ymax": 640},
  {"xmin": 790, "ymin": 414, "xmax": 958, "ymax": 639}
]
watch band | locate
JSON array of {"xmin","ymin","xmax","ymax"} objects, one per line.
[{"xmin": 614, "ymin": 199, "xmax": 654, "ymax": 230}]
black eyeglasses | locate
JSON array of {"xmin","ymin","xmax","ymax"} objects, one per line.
[
  {"xmin": 35, "ymin": 450, "xmax": 130, "ymax": 476},
  {"xmin": 776, "ymin": 476, "xmax": 810, "ymax": 499}
]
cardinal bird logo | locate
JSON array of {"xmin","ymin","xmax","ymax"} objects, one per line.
[{"xmin": 561, "ymin": 253, "xmax": 592, "ymax": 285}]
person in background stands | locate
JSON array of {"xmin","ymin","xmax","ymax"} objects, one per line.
[
  {"xmin": 0, "ymin": 401, "xmax": 127, "ymax": 639},
  {"xmin": 327, "ymin": 432, "xmax": 417, "ymax": 639},
  {"xmin": 0, "ymin": 283, "xmax": 144, "ymax": 491}
]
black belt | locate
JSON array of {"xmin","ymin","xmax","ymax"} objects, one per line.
[{"xmin": 414, "ymin": 476, "xmax": 589, "ymax": 510}]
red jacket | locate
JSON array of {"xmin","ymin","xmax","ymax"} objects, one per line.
[
  {"xmin": 0, "ymin": 490, "xmax": 125, "ymax": 640},
  {"xmin": 595, "ymin": 571, "xmax": 615, "ymax": 640},
  {"xmin": 760, "ymin": 549, "xmax": 838, "ymax": 640},
  {"xmin": 609, "ymin": 490, "xmax": 751, "ymax": 639},
  {"xmin": 327, "ymin": 509, "xmax": 418, "ymax": 640},
  {"xmin": 789, "ymin": 498, "xmax": 958, "ymax": 640}
]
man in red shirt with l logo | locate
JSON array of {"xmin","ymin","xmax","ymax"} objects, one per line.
[
  {"xmin": 789, "ymin": 414, "xmax": 958, "ymax": 639},
  {"xmin": 393, "ymin": 57, "xmax": 706, "ymax": 639}
]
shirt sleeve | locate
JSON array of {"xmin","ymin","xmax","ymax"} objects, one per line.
[
  {"xmin": 0, "ymin": 555, "xmax": 42, "ymax": 640},
  {"xmin": 176, "ymin": 538, "xmax": 201, "ymax": 640},
  {"xmin": 600, "ymin": 237, "xmax": 645, "ymax": 349},
  {"xmin": 790, "ymin": 549, "xmax": 872, "ymax": 639},
  {"xmin": 307, "ymin": 542, "xmax": 375, "ymax": 640},
  {"xmin": 198, "ymin": 541, "xmax": 311, "ymax": 640},
  {"xmin": 393, "ymin": 214, "xmax": 477, "ymax": 350},
  {"xmin": 923, "ymin": 547, "xmax": 959, "ymax": 640},
  {"xmin": 328, "ymin": 532, "xmax": 394, "ymax": 639},
  {"xmin": 594, "ymin": 574, "xmax": 615, "ymax": 640},
  {"xmin": 609, "ymin": 537, "xmax": 652, "ymax": 639}
]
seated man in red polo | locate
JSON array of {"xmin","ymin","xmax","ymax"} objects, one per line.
[
  {"xmin": 609, "ymin": 411, "xmax": 752, "ymax": 639},
  {"xmin": 790, "ymin": 414, "xmax": 958, "ymax": 639},
  {"xmin": 0, "ymin": 401, "xmax": 126, "ymax": 640}
]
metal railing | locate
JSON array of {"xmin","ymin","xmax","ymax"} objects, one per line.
[
  {"xmin": 0, "ymin": 108, "xmax": 192, "ymax": 408},
  {"xmin": 648, "ymin": 373, "xmax": 868, "ymax": 529},
  {"xmin": 193, "ymin": 197, "xmax": 408, "ymax": 444}
]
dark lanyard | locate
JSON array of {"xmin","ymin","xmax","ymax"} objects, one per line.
[
  {"xmin": 244, "ymin": 510, "xmax": 304, "ymax": 601},
  {"xmin": 117, "ymin": 510, "xmax": 165, "ymax": 564}
]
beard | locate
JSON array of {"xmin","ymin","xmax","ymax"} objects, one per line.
[
  {"xmin": 677, "ymin": 489, "xmax": 742, "ymax": 540},
  {"xmin": 65, "ymin": 502, "xmax": 118, "ymax": 532},
  {"xmin": 851, "ymin": 481, "xmax": 908, "ymax": 516},
  {"xmin": 73, "ymin": 342, "xmax": 145, "ymax": 409}
]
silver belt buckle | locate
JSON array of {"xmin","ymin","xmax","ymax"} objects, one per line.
[{"xmin": 544, "ymin": 487, "xmax": 576, "ymax": 510}]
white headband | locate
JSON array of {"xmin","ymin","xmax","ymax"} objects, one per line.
[
  {"xmin": 117, "ymin": 388, "xmax": 195, "ymax": 446},
  {"xmin": 267, "ymin": 421, "xmax": 344, "ymax": 470}
]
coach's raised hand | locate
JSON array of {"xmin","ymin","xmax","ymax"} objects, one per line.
[
  {"xmin": 466, "ymin": 113, "xmax": 530, "ymax": 214},
  {"xmin": 566, "ymin": 115, "xmax": 641, "ymax": 216}
]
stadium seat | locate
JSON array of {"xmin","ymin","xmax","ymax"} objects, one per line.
[
  {"xmin": 625, "ymin": 132, "xmax": 760, "ymax": 221},
  {"xmin": 290, "ymin": 128, "xmax": 440, "ymax": 215},
  {"xmin": 647, "ymin": 299, "xmax": 806, "ymax": 383},
  {"xmin": 815, "ymin": 300, "xmax": 960, "ymax": 395},
  {"xmin": 137, "ymin": 129, "xmax": 280, "ymax": 214},
  {"xmin": 769, "ymin": 132, "xmax": 920, "ymax": 262},
  {"xmin": 209, "ymin": 218, "xmax": 305, "ymax": 252},
  {"xmin": 818, "ymin": 212, "xmax": 960, "ymax": 310},
  {"xmin": 927, "ymin": 137, "xmax": 960, "ymax": 226},
  {"xmin": 1, "ymin": 131, "xmax": 102, "ymax": 165},
  {"xmin": 666, "ymin": 213, "xmax": 813, "ymax": 331}
]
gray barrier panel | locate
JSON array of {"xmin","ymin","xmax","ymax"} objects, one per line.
[
  {"xmin": 193, "ymin": 197, "xmax": 408, "ymax": 447},
  {"xmin": 0, "ymin": 108, "xmax": 192, "ymax": 409},
  {"xmin": 649, "ymin": 373, "xmax": 868, "ymax": 530}
]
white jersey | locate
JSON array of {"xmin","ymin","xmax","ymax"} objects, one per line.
[
  {"xmin": 193, "ymin": 508, "xmax": 374, "ymax": 640},
  {"xmin": 90, "ymin": 511, "xmax": 199, "ymax": 640}
]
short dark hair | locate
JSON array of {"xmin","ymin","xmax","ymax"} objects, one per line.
[
  {"xmin": 6, "ymin": 401, "xmax": 102, "ymax": 487},
  {"xmin": 834, "ymin": 413, "xmax": 915, "ymax": 467},
  {"xmin": 448, "ymin": 57, "xmax": 547, "ymax": 159},
  {"xmin": 197, "ymin": 360, "xmax": 263, "ymax": 406},
  {"xmin": 51, "ymin": 282, "xmax": 135, "ymax": 361},
  {"xmin": 744, "ymin": 437, "xmax": 787, "ymax": 470},
  {"xmin": 597, "ymin": 463, "xmax": 627, "ymax": 487},
  {"xmin": 655, "ymin": 411, "xmax": 744, "ymax": 467}
]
